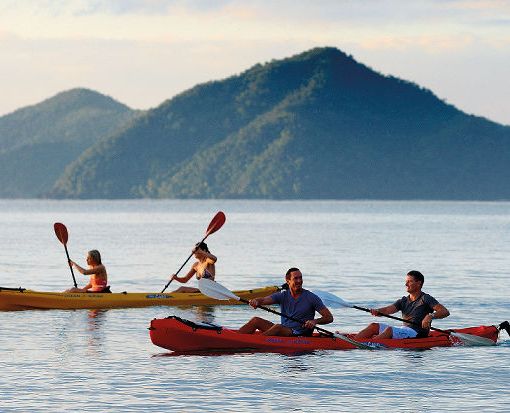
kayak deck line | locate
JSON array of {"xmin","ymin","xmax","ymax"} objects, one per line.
[
  {"xmin": 0, "ymin": 285, "xmax": 280, "ymax": 311},
  {"xmin": 149, "ymin": 316, "xmax": 509, "ymax": 353}
]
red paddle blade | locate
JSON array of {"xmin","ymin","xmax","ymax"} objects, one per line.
[
  {"xmin": 54, "ymin": 222, "xmax": 69, "ymax": 245},
  {"xmin": 206, "ymin": 211, "xmax": 226, "ymax": 236}
]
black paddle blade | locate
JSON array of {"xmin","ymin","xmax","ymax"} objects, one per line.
[
  {"xmin": 500, "ymin": 321, "xmax": 510, "ymax": 337},
  {"xmin": 54, "ymin": 222, "xmax": 69, "ymax": 245}
]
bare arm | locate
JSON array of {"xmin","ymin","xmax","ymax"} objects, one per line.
[
  {"xmin": 372, "ymin": 304, "xmax": 398, "ymax": 316},
  {"xmin": 248, "ymin": 295, "xmax": 276, "ymax": 308},
  {"xmin": 303, "ymin": 306, "xmax": 334, "ymax": 329},
  {"xmin": 203, "ymin": 252, "xmax": 217, "ymax": 264},
  {"xmin": 171, "ymin": 266, "xmax": 197, "ymax": 284},
  {"xmin": 191, "ymin": 246, "xmax": 217, "ymax": 264},
  {"xmin": 422, "ymin": 303, "xmax": 450, "ymax": 329},
  {"xmin": 70, "ymin": 261, "xmax": 104, "ymax": 276}
]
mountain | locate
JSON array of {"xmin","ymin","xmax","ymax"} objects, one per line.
[
  {"xmin": 0, "ymin": 89, "xmax": 139, "ymax": 197},
  {"xmin": 39, "ymin": 49, "xmax": 510, "ymax": 199}
]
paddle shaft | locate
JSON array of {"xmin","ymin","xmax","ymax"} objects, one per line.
[
  {"xmin": 161, "ymin": 211, "xmax": 226, "ymax": 293},
  {"xmin": 161, "ymin": 236, "xmax": 210, "ymax": 293},
  {"xmin": 0, "ymin": 286, "xmax": 26, "ymax": 292},
  {"xmin": 241, "ymin": 297, "xmax": 339, "ymax": 339},
  {"xmin": 353, "ymin": 305, "xmax": 453, "ymax": 336},
  {"xmin": 63, "ymin": 244, "xmax": 78, "ymax": 288}
]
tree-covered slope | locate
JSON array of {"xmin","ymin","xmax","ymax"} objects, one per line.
[
  {"xmin": 0, "ymin": 88, "xmax": 139, "ymax": 197},
  {"xmin": 49, "ymin": 48, "xmax": 510, "ymax": 200}
]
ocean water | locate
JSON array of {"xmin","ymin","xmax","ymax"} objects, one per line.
[{"xmin": 0, "ymin": 199, "xmax": 509, "ymax": 412}]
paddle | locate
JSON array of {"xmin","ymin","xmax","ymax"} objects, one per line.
[
  {"xmin": 161, "ymin": 211, "xmax": 226, "ymax": 293},
  {"xmin": 53, "ymin": 222, "xmax": 77, "ymax": 288},
  {"xmin": 316, "ymin": 291, "xmax": 496, "ymax": 347},
  {"xmin": 198, "ymin": 278, "xmax": 375, "ymax": 350}
]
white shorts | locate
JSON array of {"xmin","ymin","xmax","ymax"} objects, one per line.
[{"xmin": 378, "ymin": 323, "xmax": 418, "ymax": 339}]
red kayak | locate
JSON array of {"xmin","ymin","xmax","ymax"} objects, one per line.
[{"xmin": 150, "ymin": 316, "xmax": 509, "ymax": 353}]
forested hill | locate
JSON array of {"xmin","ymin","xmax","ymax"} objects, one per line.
[
  {"xmin": 0, "ymin": 89, "xmax": 139, "ymax": 197},
  {"xmin": 16, "ymin": 47, "xmax": 510, "ymax": 200}
]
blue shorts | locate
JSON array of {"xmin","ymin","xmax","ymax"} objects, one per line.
[{"xmin": 379, "ymin": 323, "xmax": 417, "ymax": 339}]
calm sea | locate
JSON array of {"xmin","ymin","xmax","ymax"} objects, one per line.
[{"xmin": 0, "ymin": 200, "xmax": 509, "ymax": 412}]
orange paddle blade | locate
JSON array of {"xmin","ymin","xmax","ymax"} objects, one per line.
[{"xmin": 54, "ymin": 222, "xmax": 69, "ymax": 245}]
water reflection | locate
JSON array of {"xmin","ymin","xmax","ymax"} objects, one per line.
[
  {"xmin": 154, "ymin": 348, "xmax": 317, "ymax": 358},
  {"xmin": 84, "ymin": 309, "xmax": 108, "ymax": 356},
  {"xmin": 189, "ymin": 305, "xmax": 216, "ymax": 324},
  {"xmin": 85, "ymin": 309, "xmax": 108, "ymax": 357},
  {"xmin": 278, "ymin": 353, "xmax": 313, "ymax": 375},
  {"xmin": 54, "ymin": 309, "xmax": 110, "ymax": 360},
  {"xmin": 87, "ymin": 309, "xmax": 108, "ymax": 332},
  {"xmin": 87, "ymin": 308, "xmax": 107, "ymax": 321},
  {"xmin": 155, "ymin": 349, "xmax": 260, "ymax": 357},
  {"xmin": 400, "ymin": 348, "xmax": 428, "ymax": 366}
]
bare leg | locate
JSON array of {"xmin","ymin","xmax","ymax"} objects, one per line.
[
  {"xmin": 238, "ymin": 317, "xmax": 274, "ymax": 334},
  {"xmin": 353, "ymin": 322, "xmax": 380, "ymax": 340},
  {"xmin": 65, "ymin": 287, "xmax": 87, "ymax": 293},
  {"xmin": 372, "ymin": 326, "xmax": 393, "ymax": 339},
  {"xmin": 262, "ymin": 324, "xmax": 293, "ymax": 337},
  {"xmin": 171, "ymin": 286, "xmax": 200, "ymax": 293}
]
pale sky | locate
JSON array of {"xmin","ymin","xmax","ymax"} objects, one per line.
[{"xmin": 1, "ymin": 0, "xmax": 509, "ymax": 125}]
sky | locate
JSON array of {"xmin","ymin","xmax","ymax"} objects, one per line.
[{"xmin": 1, "ymin": 0, "xmax": 509, "ymax": 125}]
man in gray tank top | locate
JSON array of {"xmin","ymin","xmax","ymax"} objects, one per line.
[{"xmin": 354, "ymin": 270, "xmax": 450, "ymax": 340}]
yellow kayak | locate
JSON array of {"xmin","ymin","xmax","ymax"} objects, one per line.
[{"xmin": 0, "ymin": 285, "xmax": 279, "ymax": 311}]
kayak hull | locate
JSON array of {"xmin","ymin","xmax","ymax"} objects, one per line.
[
  {"xmin": 149, "ymin": 316, "xmax": 502, "ymax": 352},
  {"xmin": 0, "ymin": 286, "xmax": 279, "ymax": 311}
]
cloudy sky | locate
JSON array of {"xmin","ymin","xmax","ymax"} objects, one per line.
[{"xmin": 1, "ymin": 0, "xmax": 509, "ymax": 124}]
